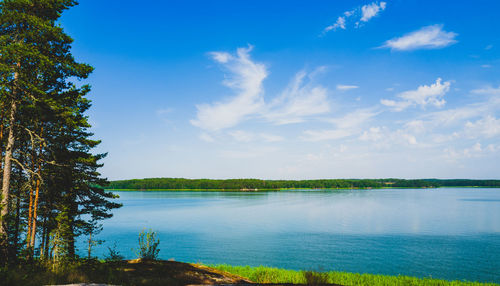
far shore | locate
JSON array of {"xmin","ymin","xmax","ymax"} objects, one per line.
[{"xmin": 105, "ymin": 186, "xmax": 499, "ymax": 192}]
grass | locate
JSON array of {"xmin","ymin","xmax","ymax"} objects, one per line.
[
  {"xmin": 3, "ymin": 260, "xmax": 498, "ymax": 285},
  {"xmin": 209, "ymin": 264, "xmax": 499, "ymax": 286}
]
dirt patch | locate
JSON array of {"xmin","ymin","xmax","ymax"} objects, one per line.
[{"xmin": 105, "ymin": 259, "xmax": 252, "ymax": 285}]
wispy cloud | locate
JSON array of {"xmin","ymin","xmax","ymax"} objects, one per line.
[
  {"xmin": 465, "ymin": 116, "xmax": 500, "ymax": 138},
  {"xmin": 190, "ymin": 45, "xmax": 267, "ymax": 131},
  {"xmin": 228, "ymin": 130, "xmax": 285, "ymax": 142},
  {"xmin": 382, "ymin": 25, "xmax": 458, "ymax": 51},
  {"xmin": 359, "ymin": 127, "xmax": 418, "ymax": 146},
  {"xmin": 264, "ymin": 70, "xmax": 330, "ymax": 125},
  {"xmin": 228, "ymin": 130, "xmax": 255, "ymax": 142},
  {"xmin": 192, "ymin": 47, "xmax": 331, "ymax": 132},
  {"xmin": 156, "ymin": 108, "xmax": 173, "ymax": 124},
  {"xmin": 199, "ymin": 132, "xmax": 215, "ymax": 143},
  {"xmin": 302, "ymin": 108, "xmax": 378, "ymax": 142},
  {"xmin": 422, "ymin": 86, "xmax": 500, "ymax": 127},
  {"xmin": 381, "ymin": 78, "xmax": 451, "ymax": 111},
  {"xmin": 336, "ymin": 84, "xmax": 359, "ymax": 91},
  {"xmin": 324, "ymin": 16, "xmax": 346, "ymax": 32},
  {"xmin": 302, "ymin": 129, "xmax": 353, "ymax": 142},
  {"xmin": 323, "ymin": 1, "xmax": 386, "ymax": 34}
]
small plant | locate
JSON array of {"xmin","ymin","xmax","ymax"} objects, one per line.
[
  {"xmin": 303, "ymin": 270, "xmax": 329, "ymax": 285},
  {"xmin": 135, "ymin": 229, "xmax": 160, "ymax": 260},
  {"xmin": 105, "ymin": 243, "xmax": 124, "ymax": 262}
]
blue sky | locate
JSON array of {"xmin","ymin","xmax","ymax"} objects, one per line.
[{"xmin": 60, "ymin": 0, "xmax": 500, "ymax": 180}]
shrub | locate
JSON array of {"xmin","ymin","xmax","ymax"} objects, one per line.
[
  {"xmin": 135, "ymin": 229, "xmax": 160, "ymax": 260},
  {"xmin": 105, "ymin": 243, "xmax": 124, "ymax": 262}
]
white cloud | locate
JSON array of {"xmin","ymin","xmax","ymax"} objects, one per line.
[
  {"xmin": 302, "ymin": 108, "xmax": 378, "ymax": 142},
  {"xmin": 336, "ymin": 84, "xmax": 359, "ymax": 91},
  {"xmin": 381, "ymin": 78, "xmax": 451, "ymax": 111},
  {"xmin": 360, "ymin": 2, "xmax": 386, "ymax": 22},
  {"xmin": 359, "ymin": 127, "xmax": 383, "ymax": 141},
  {"xmin": 423, "ymin": 87, "xmax": 500, "ymax": 126},
  {"xmin": 327, "ymin": 108, "xmax": 378, "ymax": 129},
  {"xmin": 264, "ymin": 70, "xmax": 330, "ymax": 125},
  {"xmin": 323, "ymin": 2, "xmax": 386, "ymax": 34},
  {"xmin": 302, "ymin": 129, "xmax": 353, "ymax": 141},
  {"xmin": 405, "ymin": 120, "xmax": 426, "ymax": 133},
  {"xmin": 210, "ymin": 52, "xmax": 231, "ymax": 63},
  {"xmin": 380, "ymin": 99, "xmax": 411, "ymax": 111},
  {"xmin": 191, "ymin": 46, "xmax": 267, "ymax": 131},
  {"xmin": 228, "ymin": 130, "xmax": 285, "ymax": 143},
  {"xmin": 260, "ymin": 133, "xmax": 284, "ymax": 142},
  {"xmin": 472, "ymin": 86, "xmax": 500, "ymax": 96},
  {"xmin": 229, "ymin": 130, "xmax": 255, "ymax": 142},
  {"xmin": 465, "ymin": 116, "xmax": 500, "ymax": 138},
  {"xmin": 359, "ymin": 126, "xmax": 418, "ymax": 146},
  {"xmin": 199, "ymin": 132, "xmax": 215, "ymax": 142},
  {"xmin": 192, "ymin": 47, "xmax": 331, "ymax": 133},
  {"xmin": 444, "ymin": 143, "xmax": 487, "ymax": 160},
  {"xmin": 481, "ymin": 64, "xmax": 492, "ymax": 68},
  {"xmin": 382, "ymin": 25, "xmax": 458, "ymax": 51},
  {"xmin": 324, "ymin": 16, "xmax": 346, "ymax": 32}
]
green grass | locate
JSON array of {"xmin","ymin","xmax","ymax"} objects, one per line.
[{"xmin": 210, "ymin": 264, "xmax": 499, "ymax": 285}]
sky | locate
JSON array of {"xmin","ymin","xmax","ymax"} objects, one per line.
[{"xmin": 59, "ymin": 0, "xmax": 500, "ymax": 180}]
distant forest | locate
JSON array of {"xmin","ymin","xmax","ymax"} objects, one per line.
[{"xmin": 106, "ymin": 178, "xmax": 500, "ymax": 190}]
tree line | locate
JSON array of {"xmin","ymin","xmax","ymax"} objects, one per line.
[
  {"xmin": 0, "ymin": 0, "xmax": 120, "ymax": 264},
  {"xmin": 107, "ymin": 178, "xmax": 452, "ymax": 190},
  {"xmin": 107, "ymin": 178, "xmax": 500, "ymax": 190}
]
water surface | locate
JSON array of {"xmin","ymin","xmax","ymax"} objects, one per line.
[{"xmin": 79, "ymin": 188, "xmax": 500, "ymax": 283}]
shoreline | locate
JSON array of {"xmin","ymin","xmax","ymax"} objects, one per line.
[{"xmin": 104, "ymin": 186, "xmax": 500, "ymax": 192}]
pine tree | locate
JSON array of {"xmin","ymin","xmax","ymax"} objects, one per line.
[{"xmin": 0, "ymin": 0, "xmax": 120, "ymax": 262}]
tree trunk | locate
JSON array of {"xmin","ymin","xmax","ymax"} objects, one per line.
[
  {"xmin": 29, "ymin": 126, "xmax": 43, "ymax": 250},
  {"xmin": 13, "ymin": 166, "xmax": 22, "ymax": 258},
  {"xmin": 0, "ymin": 64, "xmax": 19, "ymax": 239},
  {"xmin": 87, "ymin": 232, "xmax": 92, "ymax": 259},
  {"xmin": 26, "ymin": 179, "xmax": 34, "ymax": 249},
  {"xmin": 0, "ymin": 107, "xmax": 4, "ymax": 179},
  {"xmin": 0, "ymin": 99, "xmax": 17, "ymax": 237},
  {"xmin": 30, "ymin": 177, "xmax": 40, "ymax": 248}
]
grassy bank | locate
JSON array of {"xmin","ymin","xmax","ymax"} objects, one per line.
[
  {"xmin": 210, "ymin": 264, "xmax": 499, "ymax": 286},
  {"xmin": 2, "ymin": 259, "xmax": 498, "ymax": 285}
]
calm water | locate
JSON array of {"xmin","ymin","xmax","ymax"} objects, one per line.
[{"xmin": 79, "ymin": 188, "xmax": 500, "ymax": 283}]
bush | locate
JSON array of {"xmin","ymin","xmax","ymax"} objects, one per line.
[
  {"xmin": 105, "ymin": 243, "xmax": 124, "ymax": 262},
  {"xmin": 135, "ymin": 229, "xmax": 160, "ymax": 260}
]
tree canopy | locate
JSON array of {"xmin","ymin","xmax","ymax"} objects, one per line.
[{"xmin": 0, "ymin": 0, "xmax": 120, "ymax": 263}]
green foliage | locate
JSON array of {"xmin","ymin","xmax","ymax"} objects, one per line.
[
  {"xmin": 0, "ymin": 0, "xmax": 121, "ymax": 262},
  {"xmin": 105, "ymin": 243, "xmax": 124, "ymax": 262},
  {"xmin": 211, "ymin": 264, "xmax": 499, "ymax": 286},
  {"xmin": 107, "ymin": 177, "xmax": 500, "ymax": 190},
  {"xmin": 135, "ymin": 229, "xmax": 160, "ymax": 260}
]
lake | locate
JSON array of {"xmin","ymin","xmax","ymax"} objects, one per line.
[{"xmin": 79, "ymin": 188, "xmax": 500, "ymax": 283}]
